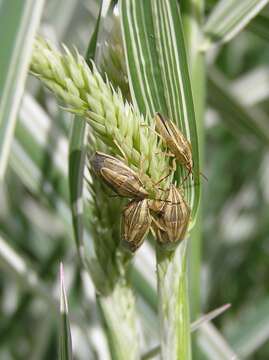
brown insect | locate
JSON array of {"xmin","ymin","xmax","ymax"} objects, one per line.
[
  {"xmin": 121, "ymin": 199, "xmax": 152, "ymax": 252},
  {"xmin": 91, "ymin": 151, "xmax": 191, "ymax": 252},
  {"xmin": 151, "ymin": 185, "xmax": 190, "ymax": 250},
  {"xmin": 91, "ymin": 151, "xmax": 149, "ymax": 199},
  {"xmin": 154, "ymin": 112, "xmax": 193, "ymax": 177}
]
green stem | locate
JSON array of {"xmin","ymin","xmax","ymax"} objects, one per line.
[
  {"xmin": 156, "ymin": 240, "xmax": 191, "ymax": 360},
  {"xmin": 98, "ymin": 281, "xmax": 139, "ymax": 360}
]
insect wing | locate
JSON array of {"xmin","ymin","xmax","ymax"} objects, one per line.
[
  {"xmin": 152, "ymin": 185, "xmax": 190, "ymax": 250},
  {"xmin": 164, "ymin": 185, "xmax": 190, "ymax": 240},
  {"xmin": 92, "ymin": 151, "xmax": 133, "ymax": 175},
  {"xmin": 155, "ymin": 112, "xmax": 173, "ymax": 143},
  {"xmin": 100, "ymin": 167, "xmax": 148, "ymax": 198},
  {"xmin": 154, "ymin": 113, "xmax": 193, "ymax": 172},
  {"xmin": 121, "ymin": 200, "xmax": 151, "ymax": 252},
  {"xmin": 92, "ymin": 152, "xmax": 148, "ymax": 198},
  {"xmin": 168, "ymin": 121, "xmax": 193, "ymax": 170}
]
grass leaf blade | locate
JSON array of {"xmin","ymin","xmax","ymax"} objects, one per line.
[
  {"xmin": 121, "ymin": 1, "xmax": 200, "ymax": 358},
  {"xmin": 0, "ymin": 0, "xmax": 45, "ymax": 180},
  {"xmin": 59, "ymin": 263, "xmax": 73, "ymax": 360},
  {"xmin": 86, "ymin": 0, "xmax": 103, "ymax": 66},
  {"xmin": 229, "ymin": 297, "xmax": 269, "ymax": 358},
  {"xmin": 121, "ymin": 0, "xmax": 200, "ymax": 223},
  {"xmin": 198, "ymin": 323, "xmax": 239, "ymax": 360},
  {"xmin": 203, "ymin": 0, "xmax": 269, "ymax": 48},
  {"xmin": 68, "ymin": 119, "xmax": 86, "ymax": 258}
]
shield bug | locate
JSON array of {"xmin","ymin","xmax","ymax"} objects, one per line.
[
  {"xmin": 151, "ymin": 185, "xmax": 190, "ymax": 250},
  {"xmin": 121, "ymin": 199, "xmax": 152, "ymax": 252},
  {"xmin": 91, "ymin": 151, "xmax": 149, "ymax": 199},
  {"xmin": 154, "ymin": 113, "xmax": 193, "ymax": 177}
]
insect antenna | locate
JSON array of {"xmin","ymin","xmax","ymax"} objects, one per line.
[
  {"xmin": 153, "ymin": 171, "xmax": 172, "ymax": 186},
  {"xmin": 179, "ymin": 164, "xmax": 208, "ymax": 186}
]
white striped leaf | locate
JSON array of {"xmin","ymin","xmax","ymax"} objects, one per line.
[
  {"xmin": 121, "ymin": 2, "xmax": 199, "ymax": 359},
  {"xmin": 0, "ymin": 0, "xmax": 45, "ymax": 180},
  {"xmin": 121, "ymin": 0, "xmax": 200, "ymax": 224},
  {"xmin": 203, "ymin": 0, "xmax": 269, "ymax": 49}
]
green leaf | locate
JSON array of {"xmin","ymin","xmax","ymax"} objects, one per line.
[
  {"xmin": 121, "ymin": 2, "xmax": 199, "ymax": 358},
  {"xmin": 191, "ymin": 304, "xmax": 231, "ymax": 333},
  {"xmin": 0, "ymin": 233, "xmax": 53, "ymax": 305},
  {"xmin": 68, "ymin": 119, "xmax": 86, "ymax": 259},
  {"xmin": 68, "ymin": 0, "xmax": 105, "ymax": 260},
  {"xmin": 121, "ymin": 0, "xmax": 200, "ymax": 224},
  {"xmin": 228, "ymin": 297, "xmax": 269, "ymax": 358},
  {"xmin": 0, "ymin": 0, "xmax": 45, "ymax": 180},
  {"xmin": 198, "ymin": 323, "xmax": 239, "ymax": 360},
  {"xmin": 203, "ymin": 0, "xmax": 269, "ymax": 49},
  {"xmin": 208, "ymin": 68, "xmax": 269, "ymax": 144},
  {"xmin": 13, "ymin": 94, "xmax": 72, "ymax": 228},
  {"xmin": 17, "ymin": 94, "xmax": 70, "ymax": 200},
  {"xmin": 59, "ymin": 263, "xmax": 73, "ymax": 360},
  {"xmin": 86, "ymin": 0, "xmax": 103, "ymax": 66}
]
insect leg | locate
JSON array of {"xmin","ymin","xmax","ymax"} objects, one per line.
[{"xmin": 113, "ymin": 139, "xmax": 128, "ymax": 162}]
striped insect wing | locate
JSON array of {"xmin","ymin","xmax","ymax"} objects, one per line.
[
  {"xmin": 100, "ymin": 167, "xmax": 148, "ymax": 198},
  {"xmin": 121, "ymin": 199, "xmax": 151, "ymax": 252},
  {"xmin": 155, "ymin": 112, "xmax": 172, "ymax": 142},
  {"xmin": 152, "ymin": 185, "xmax": 190, "ymax": 250},
  {"xmin": 169, "ymin": 121, "xmax": 193, "ymax": 171},
  {"xmin": 154, "ymin": 113, "xmax": 193, "ymax": 172},
  {"xmin": 92, "ymin": 151, "xmax": 129, "ymax": 174},
  {"xmin": 91, "ymin": 151, "xmax": 148, "ymax": 198},
  {"xmin": 169, "ymin": 186, "xmax": 190, "ymax": 240}
]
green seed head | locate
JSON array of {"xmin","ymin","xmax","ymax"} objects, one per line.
[{"xmin": 31, "ymin": 37, "xmax": 171, "ymax": 187}]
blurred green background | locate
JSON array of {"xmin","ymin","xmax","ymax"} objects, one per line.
[{"xmin": 1, "ymin": 0, "xmax": 269, "ymax": 359}]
